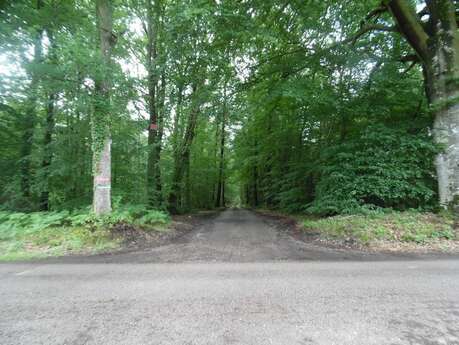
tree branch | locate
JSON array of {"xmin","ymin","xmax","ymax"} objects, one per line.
[
  {"xmin": 402, "ymin": 60, "xmax": 418, "ymax": 74},
  {"xmin": 400, "ymin": 54, "xmax": 419, "ymax": 63},
  {"xmin": 366, "ymin": 5, "xmax": 388, "ymax": 21},
  {"xmin": 342, "ymin": 23, "xmax": 399, "ymax": 45},
  {"xmin": 385, "ymin": 0, "xmax": 430, "ymax": 62}
]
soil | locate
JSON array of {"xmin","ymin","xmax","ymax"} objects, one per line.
[{"xmin": 110, "ymin": 210, "xmax": 220, "ymax": 251}]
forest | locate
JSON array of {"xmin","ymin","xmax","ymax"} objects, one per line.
[{"xmin": 0, "ymin": 1, "xmax": 458, "ymax": 259}]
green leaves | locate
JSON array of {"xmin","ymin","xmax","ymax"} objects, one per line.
[
  {"xmin": 0, "ymin": 0, "xmax": 445, "ymax": 217},
  {"xmin": 309, "ymin": 124, "xmax": 439, "ymax": 215}
]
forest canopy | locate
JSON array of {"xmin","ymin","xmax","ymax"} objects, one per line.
[{"xmin": 0, "ymin": 0, "xmax": 458, "ymax": 216}]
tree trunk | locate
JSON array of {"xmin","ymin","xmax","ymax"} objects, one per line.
[
  {"xmin": 39, "ymin": 30, "xmax": 57, "ymax": 211},
  {"xmin": 146, "ymin": 0, "xmax": 162, "ymax": 208},
  {"xmin": 168, "ymin": 84, "xmax": 200, "ymax": 214},
  {"xmin": 156, "ymin": 72, "xmax": 166, "ymax": 205},
  {"xmin": 20, "ymin": 0, "xmax": 43, "ymax": 205},
  {"xmin": 427, "ymin": 11, "xmax": 459, "ymax": 208},
  {"xmin": 168, "ymin": 84, "xmax": 183, "ymax": 213},
  {"xmin": 39, "ymin": 91, "xmax": 56, "ymax": 211},
  {"xmin": 215, "ymin": 100, "xmax": 226, "ymax": 208},
  {"xmin": 92, "ymin": 0, "xmax": 114, "ymax": 215},
  {"xmin": 387, "ymin": 0, "xmax": 459, "ymax": 207},
  {"xmin": 171, "ymin": 83, "xmax": 183, "ymax": 153},
  {"xmin": 184, "ymin": 151, "xmax": 191, "ymax": 210}
]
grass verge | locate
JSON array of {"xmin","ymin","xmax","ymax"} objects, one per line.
[
  {"xmin": 302, "ymin": 211, "xmax": 458, "ymax": 251},
  {"xmin": 0, "ymin": 205, "xmax": 170, "ymax": 261}
]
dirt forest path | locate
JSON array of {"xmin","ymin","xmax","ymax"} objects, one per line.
[
  {"xmin": 130, "ymin": 208, "xmax": 365, "ymax": 262},
  {"xmin": 71, "ymin": 208, "xmax": 400, "ymax": 263}
]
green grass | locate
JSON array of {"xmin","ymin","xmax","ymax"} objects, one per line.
[
  {"xmin": 0, "ymin": 205, "xmax": 170, "ymax": 261},
  {"xmin": 302, "ymin": 211, "xmax": 456, "ymax": 246},
  {"xmin": 0, "ymin": 226, "xmax": 118, "ymax": 261}
]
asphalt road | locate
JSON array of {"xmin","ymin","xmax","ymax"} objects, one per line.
[{"xmin": 1, "ymin": 209, "xmax": 459, "ymax": 345}]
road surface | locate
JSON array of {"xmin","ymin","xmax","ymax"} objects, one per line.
[{"xmin": 1, "ymin": 209, "xmax": 459, "ymax": 345}]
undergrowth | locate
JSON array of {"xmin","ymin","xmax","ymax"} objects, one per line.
[
  {"xmin": 0, "ymin": 205, "xmax": 170, "ymax": 261},
  {"xmin": 302, "ymin": 210, "xmax": 455, "ymax": 246}
]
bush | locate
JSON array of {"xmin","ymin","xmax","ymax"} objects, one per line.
[{"xmin": 308, "ymin": 125, "xmax": 439, "ymax": 215}]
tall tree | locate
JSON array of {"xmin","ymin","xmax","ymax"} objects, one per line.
[
  {"xmin": 39, "ymin": 30, "xmax": 57, "ymax": 211},
  {"xmin": 93, "ymin": 0, "xmax": 115, "ymax": 215},
  {"xmin": 168, "ymin": 83, "xmax": 201, "ymax": 213},
  {"xmin": 362, "ymin": 0, "xmax": 459, "ymax": 207},
  {"xmin": 20, "ymin": 0, "xmax": 43, "ymax": 205},
  {"xmin": 146, "ymin": 0, "xmax": 163, "ymax": 208},
  {"xmin": 215, "ymin": 83, "xmax": 227, "ymax": 208}
]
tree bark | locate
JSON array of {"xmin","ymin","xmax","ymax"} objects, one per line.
[
  {"xmin": 93, "ymin": 0, "xmax": 114, "ymax": 215},
  {"xmin": 426, "ymin": 1, "xmax": 459, "ymax": 208}
]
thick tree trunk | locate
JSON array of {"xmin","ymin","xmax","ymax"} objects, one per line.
[
  {"xmin": 93, "ymin": 139, "xmax": 111, "ymax": 215},
  {"xmin": 423, "ymin": 2, "xmax": 459, "ymax": 207},
  {"xmin": 430, "ymin": 69, "xmax": 459, "ymax": 207},
  {"xmin": 93, "ymin": 0, "xmax": 114, "ymax": 215}
]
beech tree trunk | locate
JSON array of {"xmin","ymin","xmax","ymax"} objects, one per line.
[
  {"xmin": 427, "ymin": 10, "xmax": 459, "ymax": 207},
  {"xmin": 93, "ymin": 0, "xmax": 114, "ymax": 215},
  {"xmin": 386, "ymin": 0, "xmax": 459, "ymax": 207}
]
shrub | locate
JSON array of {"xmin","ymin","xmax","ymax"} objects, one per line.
[{"xmin": 308, "ymin": 125, "xmax": 439, "ymax": 215}]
